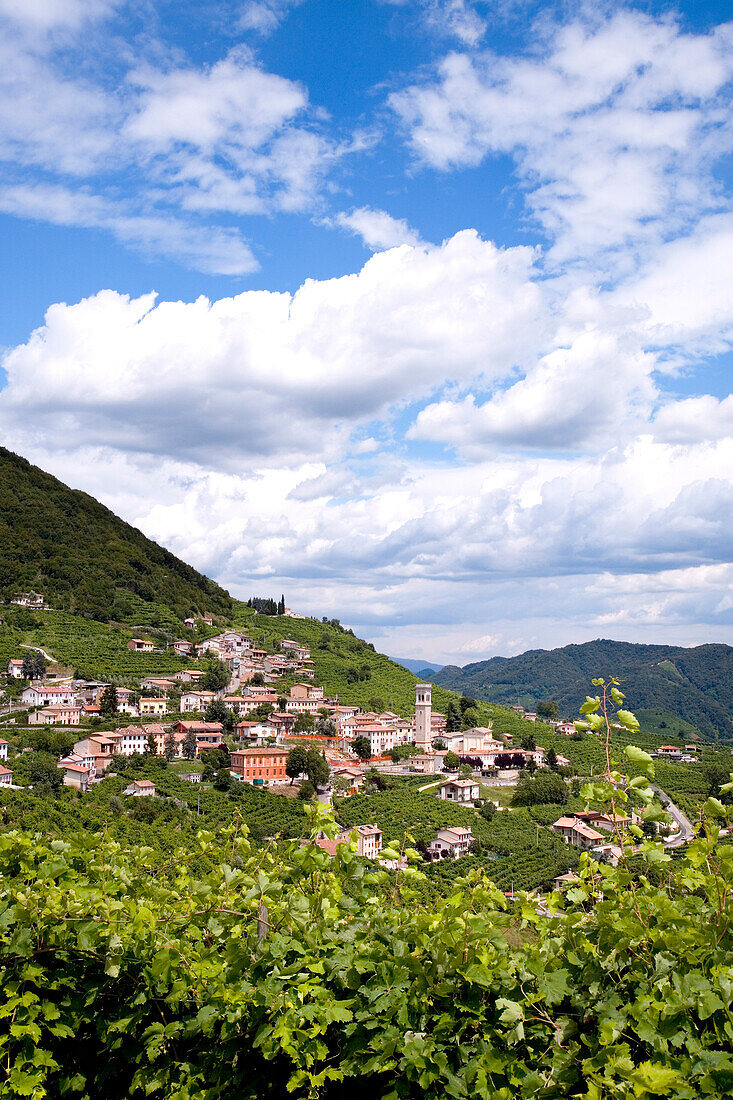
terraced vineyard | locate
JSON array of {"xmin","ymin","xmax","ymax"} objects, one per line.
[{"xmin": 0, "ymin": 611, "xmax": 188, "ymax": 682}]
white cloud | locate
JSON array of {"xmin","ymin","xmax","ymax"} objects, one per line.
[
  {"xmin": 0, "ymin": 0, "xmax": 117, "ymax": 29},
  {"xmin": 0, "ymin": 25, "xmax": 340, "ymax": 270},
  {"xmin": 332, "ymin": 206, "xmax": 422, "ymax": 250},
  {"xmin": 381, "ymin": 0, "xmax": 486, "ymax": 46},
  {"xmin": 653, "ymin": 395, "xmax": 733, "ymax": 445},
  {"xmin": 391, "ymin": 12, "xmax": 733, "ymax": 266},
  {"xmin": 410, "ymin": 329, "xmax": 656, "ymax": 452},
  {"xmin": 0, "ymin": 231, "xmax": 545, "ymax": 461},
  {"xmin": 0, "ymin": 182, "xmax": 258, "ymax": 275},
  {"xmin": 239, "ymin": 0, "xmax": 305, "ymax": 35}
]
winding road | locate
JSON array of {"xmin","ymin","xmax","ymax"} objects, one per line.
[{"xmin": 652, "ymin": 784, "xmax": 695, "ymax": 848}]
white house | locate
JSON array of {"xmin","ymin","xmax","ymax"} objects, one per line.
[
  {"xmin": 127, "ymin": 638, "xmax": 154, "ymax": 652},
  {"xmin": 0, "ymin": 740, "xmax": 7, "ymax": 761},
  {"xmin": 11, "ymin": 592, "xmax": 45, "ymax": 608},
  {"xmin": 0, "ymin": 765, "xmax": 13, "ymax": 787},
  {"xmin": 426, "ymin": 827, "xmax": 473, "ymax": 861},
  {"xmin": 22, "ymin": 684, "xmax": 79, "ymax": 708},
  {"xmin": 438, "ymin": 778, "xmax": 479, "ymax": 803},
  {"xmin": 123, "ymin": 779, "xmax": 156, "ymax": 797},
  {"xmin": 180, "ymin": 690, "xmax": 217, "ymax": 712},
  {"xmin": 7, "ymin": 658, "xmax": 24, "ymax": 679}
]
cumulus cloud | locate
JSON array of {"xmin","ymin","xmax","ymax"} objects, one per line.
[
  {"xmin": 391, "ymin": 12, "xmax": 733, "ymax": 266},
  {"xmin": 239, "ymin": 0, "xmax": 305, "ymax": 35},
  {"xmin": 331, "ymin": 207, "xmax": 422, "ymax": 250},
  {"xmin": 0, "ymin": 0, "xmax": 117, "ymax": 29},
  {"xmin": 410, "ymin": 330, "xmax": 657, "ymax": 453},
  {"xmin": 0, "ymin": 231, "xmax": 546, "ymax": 461}
]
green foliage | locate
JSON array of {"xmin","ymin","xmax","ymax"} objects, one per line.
[
  {"xmin": 198, "ymin": 660, "xmax": 230, "ymax": 693},
  {"xmin": 512, "ymin": 771, "xmax": 568, "ymax": 806},
  {"xmin": 443, "ymin": 751, "xmax": 460, "ymax": 770},
  {"xmin": 352, "ymin": 736, "xmax": 371, "ymax": 761},
  {"xmin": 0, "ymin": 445, "xmax": 231, "ymax": 624},
  {"xmin": 286, "ymin": 746, "xmax": 308, "ymax": 782},
  {"xmin": 98, "ymin": 683, "xmax": 118, "ymax": 717}
]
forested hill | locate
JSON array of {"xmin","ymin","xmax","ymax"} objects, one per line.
[
  {"xmin": 0, "ymin": 446, "xmax": 232, "ymax": 625},
  {"xmin": 428, "ymin": 638, "xmax": 733, "ymax": 740}
]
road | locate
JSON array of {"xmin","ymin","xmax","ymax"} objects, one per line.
[
  {"xmin": 652, "ymin": 784, "xmax": 695, "ymax": 847},
  {"xmin": 19, "ymin": 643, "xmax": 56, "ymax": 663}
]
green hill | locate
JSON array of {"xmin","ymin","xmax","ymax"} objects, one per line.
[
  {"xmin": 0, "ymin": 446, "xmax": 231, "ymax": 627},
  {"xmin": 429, "ymin": 638, "xmax": 733, "ymax": 740}
]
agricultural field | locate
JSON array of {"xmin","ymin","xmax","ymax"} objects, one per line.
[
  {"xmin": 0, "ymin": 610, "xmax": 188, "ymax": 683},
  {"xmin": 335, "ymin": 778, "xmax": 577, "ymax": 893}
]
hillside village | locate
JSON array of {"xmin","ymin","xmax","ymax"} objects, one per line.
[{"xmin": 2, "ymin": 595, "xmax": 717, "ymax": 878}]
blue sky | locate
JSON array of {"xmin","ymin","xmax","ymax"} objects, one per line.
[{"xmin": 1, "ymin": 0, "xmax": 732, "ymax": 664}]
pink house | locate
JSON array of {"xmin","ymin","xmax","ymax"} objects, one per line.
[{"xmin": 0, "ymin": 765, "xmax": 13, "ymax": 787}]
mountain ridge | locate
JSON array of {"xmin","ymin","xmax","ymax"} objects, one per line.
[{"xmin": 428, "ymin": 638, "xmax": 733, "ymax": 740}]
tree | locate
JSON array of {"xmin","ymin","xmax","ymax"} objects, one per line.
[
  {"xmin": 433, "ymin": 738, "xmax": 446, "ymax": 751},
  {"xmin": 512, "ymin": 770, "xmax": 568, "ymax": 806},
  {"xmin": 537, "ymin": 700, "xmax": 558, "ymax": 720},
  {"xmin": 28, "ymin": 757, "xmax": 62, "ymax": 791},
  {"xmin": 22, "ymin": 651, "xmax": 46, "ymax": 680},
  {"xmin": 318, "ymin": 631, "xmax": 332, "ymax": 651},
  {"xmin": 445, "ymin": 703, "xmax": 461, "ymax": 733},
  {"xmin": 521, "ymin": 733, "xmax": 536, "ymax": 751},
  {"xmin": 444, "ymin": 751, "xmax": 460, "ymax": 771},
  {"xmin": 352, "ymin": 736, "xmax": 371, "ymax": 761},
  {"xmin": 298, "ymin": 779, "xmax": 315, "ymax": 801},
  {"xmin": 99, "ymin": 683, "xmax": 119, "ymax": 717},
  {"xmin": 459, "ymin": 763, "xmax": 473, "ymax": 778},
  {"xmin": 277, "ymin": 696, "xmax": 288, "ymax": 712},
  {"xmin": 213, "ymin": 768, "xmax": 232, "ymax": 792},
  {"xmin": 316, "ymin": 717, "xmax": 338, "ymax": 739},
  {"xmin": 251, "ymin": 673, "xmax": 264, "ymax": 687},
  {"xmin": 182, "ymin": 727, "xmax": 198, "ymax": 760},
  {"xmin": 205, "ymin": 699, "xmax": 234, "ymax": 731},
  {"xmin": 461, "ymin": 707, "xmax": 480, "ymax": 729},
  {"xmin": 306, "ymin": 749, "xmax": 330, "ymax": 788},
  {"xmin": 286, "ymin": 746, "xmax": 308, "ymax": 784},
  {"xmin": 278, "ymin": 594, "xmax": 285, "ymax": 615},
  {"xmin": 459, "ymin": 696, "xmax": 478, "ymax": 715},
  {"xmin": 294, "ymin": 713, "xmax": 314, "ymax": 733},
  {"xmin": 199, "ymin": 660, "xmax": 230, "ymax": 693},
  {"xmin": 163, "ymin": 730, "xmax": 178, "ymax": 761},
  {"xmin": 145, "ymin": 732, "xmax": 157, "ymax": 755},
  {"xmin": 368, "ymin": 697, "xmax": 384, "ymax": 713},
  {"xmin": 545, "ymin": 746, "xmax": 559, "ymax": 770},
  {"xmin": 480, "ymin": 801, "xmax": 496, "ymax": 822}
]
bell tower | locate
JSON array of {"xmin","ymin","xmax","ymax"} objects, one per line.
[{"xmin": 415, "ymin": 683, "xmax": 432, "ymax": 748}]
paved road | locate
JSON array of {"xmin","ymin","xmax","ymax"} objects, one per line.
[
  {"xmin": 652, "ymin": 784, "xmax": 695, "ymax": 847},
  {"xmin": 19, "ymin": 643, "xmax": 55, "ymax": 663}
]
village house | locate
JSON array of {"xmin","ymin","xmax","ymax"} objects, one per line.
[
  {"xmin": 58, "ymin": 761, "xmax": 91, "ymax": 791},
  {"xmin": 289, "ymin": 683, "xmax": 324, "ymax": 702},
  {"xmin": 234, "ymin": 720, "xmax": 278, "ymax": 744},
  {"xmin": 184, "ymin": 617, "xmax": 196, "ymax": 628},
  {"xmin": 172, "ymin": 640, "xmax": 192, "ymax": 656},
  {"xmin": 29, "ymin": 704, "xmax": 82, "ymax": 726},
  {"xmin": 552, "ymin": 816, "xmax": 606, "ymax": 851},
  {"xmin": 331, "ymin": 766, "xmax": 364, "ymax": 795},
  {"xmin": 70, "ymin": 734, "xmax": 119, "ymax": 773},
  {"xmin": 0, "ymin": 740, "xmax": 7, "ymax": 761},
  {"xmin": 426, "ymin": 826, "xmax": 473, "ymax": 861},
  {"xmin": 237, "ymin": 693, "xmax": 280, "ymax": 715},
  {"xmin": 280, "ymin": 639, "xmax": 310, "ymax": 660},
  {"xmin": 172, "ymin": 669, "xmax": 206, "ymax": 684},
  {"xmin": 11, "ymin": 592, "xmax": 45, "ymax": 608},
  {"xmin": 180, "ymin": 690, "xmax": 217, "ymax": 712},
  {"xmin": 109, "ymin": 724, "xmax": 166, "ymax": 756},
  {"xmin": 310, "ymin": 824, "xmax": 382, "ymax": 858},
  {"xmin": 657, "ymin": 745, "xmax": 684, "ymax": 760},
  {"xmin": 230, "ymin": 746, "xmax": 289, "ymax": 785},
  {"xmin": 139, "ymin": 697, "xmax": 168, "ymax": 717},
  {"xmin": 0, "ymin": 765, "xmax": 13, "ymax": 787},
  {"xmin": 438, "ymin": 778, "xmax": 479, "ymax": 803},
  {"xmin": 180, "ymin": 771, "xmax": 202, "ymax": 783},
  {"xmin": 523, "ymin": 712, "xmax": 538, "ymax": 722},
  {"xmin": 7, "ymin": 658, "xmax": 24, "ymax": 679},
  {"xmin": 123, "ymin": 779, "xmax": 156, "ymax": 797},
  {"xmin": 140, "ymin": 677, "xmax": 177, "ymax": 693},
  {"xmin": 285, "ymin": 695, "xmax": 322, "ymax": 715},
  {"xmin": 268, "ymin": 712, "xmax": 296, "ymax": 736},
  {"xmin": 173, "ymin": 721, "xmax": 223, "ymax": 752},
  {"xmin": 22, "ymin": 684, "xmax": 79, "ymax": 708},
  {"xmin": 126, "ymin": 638, "xmax": 154, "ymax": 652},
  {"xmin": 554, "ymin": 722, "xmax": 577, "ymax": 736}
]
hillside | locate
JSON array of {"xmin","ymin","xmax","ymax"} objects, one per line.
[
  {"xmin": 429, "ymin": 638, "xmax": 733, "ymax": 740},
  {"xmin": 0, "ymin": 446, "xmax": 231, "ymax": 627}
]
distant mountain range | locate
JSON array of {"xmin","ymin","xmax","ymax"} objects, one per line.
[
  {"xmin": 427, "ymin": 639, "xmax": 733, "ymax": 741},
  {"xmin": 392, "ymin": 658, "xmax": 444, "ymax": 676}
]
